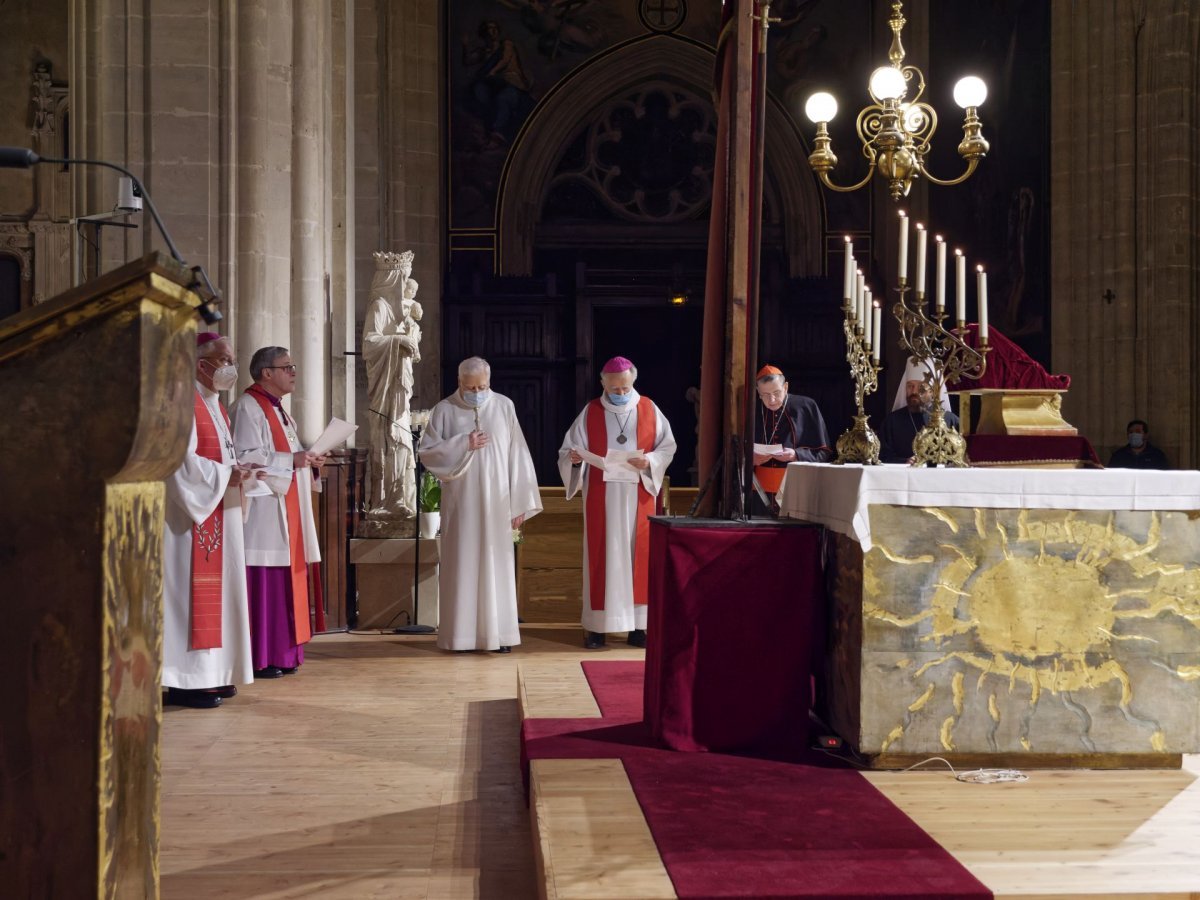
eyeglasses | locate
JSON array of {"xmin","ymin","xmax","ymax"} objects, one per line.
[{"xmin": 265, "ymin": 365, "xmax": 298, "ymax": 374}]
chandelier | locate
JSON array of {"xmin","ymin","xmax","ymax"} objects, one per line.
[{"xmin": 802, "ymin": 1, "xmax": 990, "ymax": 200}]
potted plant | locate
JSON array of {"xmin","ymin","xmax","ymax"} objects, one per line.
[{"xmin": 418, "ymin": 470, "xmax": 441, "ymax": 539}]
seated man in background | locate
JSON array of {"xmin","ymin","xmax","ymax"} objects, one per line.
[
  {"xmin": 881, "ymin": 363, "xmax": 960, "ymax": 464},
  {"xmin": 1107, "ymin": 419, "xmax": 1170, "ymax": 469}
]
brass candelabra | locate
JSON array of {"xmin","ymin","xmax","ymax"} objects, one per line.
[
  {"xmin": 834, "ymin": 300, "xmax": 883, "ymax": 465},
  {"xmin": 892, "ymin": 277, "xmax": 990, "ymax": 466}
]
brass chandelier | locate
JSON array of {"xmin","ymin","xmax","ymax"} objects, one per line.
[{"xmin": 802, "ymin": 1, "xmax": 990, "ymax": 200}]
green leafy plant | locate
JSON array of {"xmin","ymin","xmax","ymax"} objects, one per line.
[{"xmin": 419, "ymin": 471, "xmax": 441, "ymax": 513}]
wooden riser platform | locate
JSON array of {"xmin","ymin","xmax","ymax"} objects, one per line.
[{"xmin": 519, "ymin": 661, "xmax": 1200, "ymax": 900}]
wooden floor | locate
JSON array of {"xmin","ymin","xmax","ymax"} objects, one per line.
[{"xmin": 163, "ymin": 628, "xmax": 1200, "ymax": 899}]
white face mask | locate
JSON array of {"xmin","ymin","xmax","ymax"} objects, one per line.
[
  {"xmin": 462, "ymin": 389, "xmax": 490, "ymax": 407},
  {"xmin": 210, "ymin": 364, "xmax": 238, "ymax": 391}
]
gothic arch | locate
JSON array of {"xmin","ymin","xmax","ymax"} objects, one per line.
[{"xmin": 496, "ymin": 34, "xmax": 822, "ymax": 277}]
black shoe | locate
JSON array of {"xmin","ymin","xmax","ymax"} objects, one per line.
[
  {"xmin": 165, "ymin": 688, "xmax": 222, "ymax": 709},
  {"xmin": 206, "ymin": 685, "xmax": 237, "ymax": 699},
  {"xmin": 491, "ymin": 646, "xmax": 512, "ymax": 654},
  {"xmin": 279, "ymin": 666, "xmax": 299, "ymax": 675},
  {"xmin": 584, "ymin": 631, "xmax": 606, "ymax": 650},
  {"xmin": 627, "ymin": 629, "xmax": 647, "ymax": 648},
  {"xmin": 254, "ymin": 666, "xmax": 284, "ymax": 679}
]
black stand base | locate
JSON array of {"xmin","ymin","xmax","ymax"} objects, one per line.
[{"xmin": 392, "ymin": 624, "xmax": 436, "ymax": 634}]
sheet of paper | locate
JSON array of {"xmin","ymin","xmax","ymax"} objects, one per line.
[
  {"xmin": 241, "ymin": 466, "xmax": 293, "ymax": 497},
  {"xmin": 573, "ymin": 446, "xmax": 607, "ymax": 469},
  {"xmin": 308, "ymin": 417, "xmax": 358, "ymax": 456},
  {"xmin": 754, "ymin": 443, "xmax": 783, "ymax": 456},
  {"xmin": 603, "ymin": 449, "xmax": 645, "ymax": 483}
]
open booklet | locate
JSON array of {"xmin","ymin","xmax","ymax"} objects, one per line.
[{"xmin": 573, "ymin": 447, "xmax": 646, "ymax": 483}]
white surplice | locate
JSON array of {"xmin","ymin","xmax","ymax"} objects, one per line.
[
  {"xmin": 229, "ymin": 393, "xmax": 321, "ymax": 568},
  {"xmin": 162, "ymin": 384, "xmax": 254, "ymax": 689},
  {"xmin": 557, "ymin": 390, "xmax": 676, "ymax": 634},
  {"xmin": 418, "ymin": 392, "xmax": 542, "ymax": 651}
]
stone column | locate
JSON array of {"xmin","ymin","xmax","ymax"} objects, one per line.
[
  {"xmin": 291, "ymin": 0, "xmax": 329, "ymax": 443},
  {"xmin": 330, "ymin": 0, "xmax": 358, "ymax": 440},
  {"xmin": 236, "ymin": 0, "xmax": 294, "ymax": 377},
  {"xmin": 1051, "ymin": 1, "xmax": 1200, "ymax": 467},
  {"xmin": 386, "ymin": 0, "xmax": 442, "ymax": 408}
]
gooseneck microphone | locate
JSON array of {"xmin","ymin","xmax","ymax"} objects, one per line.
[{"xmin": 0, "ymin": 146, "xmax": 222, "ymax": 323}]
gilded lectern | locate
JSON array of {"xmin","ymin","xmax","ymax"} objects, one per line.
[{"xmin": 0, "ymin": 254, "xmax": 203, "ymax": 898}]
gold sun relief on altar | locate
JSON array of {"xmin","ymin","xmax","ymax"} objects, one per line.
[{"xmin": 862, "ymin": 507, "xmax": 1200, "ymax": 755}]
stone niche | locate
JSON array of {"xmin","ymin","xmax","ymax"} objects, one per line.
[{"xmin": 827, "ymin": 505, "xmax": 1200, "ymax": 768}]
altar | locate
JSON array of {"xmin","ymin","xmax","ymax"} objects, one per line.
[{"xmin": 779, "ymin": 462, "xmax": 1200, "ymax": 767}]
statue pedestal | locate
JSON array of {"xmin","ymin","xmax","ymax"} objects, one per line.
[{"xmin": 350, "ymin": 537, "xmax": 440, "ymax": 630}]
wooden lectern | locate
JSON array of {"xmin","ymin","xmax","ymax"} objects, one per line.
[{"xmin": 0, "ymin": 254, "xmax": 204, "ymax": 899}]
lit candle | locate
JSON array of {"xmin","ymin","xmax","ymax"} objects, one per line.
[
  {"xmin": 843, "ymin": 236, "xmax": 854, "ymax": 301},
  {"xmin": 977, "ymin": 265, "xmax": 989, "ymax": 342},
  {"xmin": 914, "ymin": 224, "xmax": 927, "ymax": 294},
  {"xmin": 955, "ymin": 250, "xmax": 966, "ymax": 323},
  {"xmin": 863, "ymin": 288, "xmax": 873, "ymax": 346},
  {"xmin": 872, "ymin": 302, "xmax": 882, "ymax": 362},
  {"xmin": 897, "ymin": 211, "xmax": 909, "ymax": 280},
  {"xmin": 935, "ymin": 235, "xmax": 946, "ymax": 311},
  {"xmin": 856, "ymin": 270, "xmax": 865, "ymax": 325}
]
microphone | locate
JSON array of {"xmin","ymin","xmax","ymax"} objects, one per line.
[{"xmin": 0, "ymin": 146, "xmax": 222, "ymax": 324}]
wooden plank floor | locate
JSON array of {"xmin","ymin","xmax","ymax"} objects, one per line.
[
  {"xmin": 160, "ymin": 625, "xmax": 643, "ymax": 899},
  {"xmin": 520, "ymin": 660, "xmax": 1200, "ymax": 900},
  {"xmin": 163, "ymin": 630, "xmax": 1200, "ymax": 899}
]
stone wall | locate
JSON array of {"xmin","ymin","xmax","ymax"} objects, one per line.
[{"xmin": 1051, "ymin": 1, "xmax": 1200, "ymax": 468}]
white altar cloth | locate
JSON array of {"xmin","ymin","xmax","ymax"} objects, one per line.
[{"xmin": 778, "ymin": 462, "xmax": 1200, "ymax": 551}]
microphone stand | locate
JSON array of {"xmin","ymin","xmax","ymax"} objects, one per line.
[
  {"xmin": 0, "ymin": 147, "xmax": 222, "ymax": 324},
  {"xmin": 393, "ymin": 419, "xmax": 434, "ymax": 634}
]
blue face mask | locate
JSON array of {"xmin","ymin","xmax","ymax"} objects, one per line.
[
  {"xmin": 607, "ymin": 392, "xmax": 633, "ymax": 406},
  {"xmin": 462, "ymin": 389, "xmax": 490, "ymax": 407},
  {"xmin": 1128, "ymin": 432, "xmax": 1145, "ymax": 448}
]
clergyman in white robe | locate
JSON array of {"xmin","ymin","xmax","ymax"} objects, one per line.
[
  {"xmin": 558, "ymin": 380, "xmax": 676, "ymax": 638},
  {"xmin": 162, "ymin": 384, "xmax": 254, "ymax": 692},
  {"xmin": 418, "ymin": 389, "xmax": 542, "ymax": 651}
]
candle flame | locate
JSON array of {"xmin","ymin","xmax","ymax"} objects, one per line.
[
  {"xmin": 899, "ymin": 210, "xmax": 907, "ymax": 218},
  {"xmin": 935, "ymin": 234, "xmax": 944, "ymax": 242},
  {"xmin": 915, "ymin": 223, "xmax": 925, "ymax": 231},
  {"xmin": 977, "ymin": 264, "xmax": 984, "ymax": 273},
  {"xmin": 844, "ymin": 235, "xmax": 852, "ymax": 243},
  {"xmin": 955, "ymin": 248, "xmax": 963, "ymax": 256}
]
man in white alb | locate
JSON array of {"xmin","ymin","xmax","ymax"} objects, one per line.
[
  {"xmin": 162, "ymin": 332, "xmax": 254, "ymax": 708},
  {"xmin": 418, "ymin": 356, "xmax": 542, "ymax": 653},
  {"xmin": 559, "ymin": 357, "xmax": 676, "ymax": 650}
]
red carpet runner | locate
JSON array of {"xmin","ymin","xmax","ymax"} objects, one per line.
[{"xmin": 522, "ymin": 661, "xmax": 991, "ymax": 900}]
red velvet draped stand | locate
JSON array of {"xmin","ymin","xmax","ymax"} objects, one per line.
[{"xmin": 644, "ymin": 518, "xmax": 825, "ymax": 752}]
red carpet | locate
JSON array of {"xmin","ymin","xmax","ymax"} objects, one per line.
[{"xmin": 522, "ymin": 661, "xmax": 991, "ymax": 900}]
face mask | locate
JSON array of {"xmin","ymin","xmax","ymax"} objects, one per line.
[
  {"xmin": 607, "ymin": 392, "xmax": 633, "ymax": 406},
  {"xmin": 1129, "ymin": 433, "xmax": 1145, "ymax": 448},
  {"xmin": 210, "ymin": 365, "xmax": 238, "ymax": 391},
  {"xmin": 462, "ymin": 389, "xmax": 490, "ymax": 407}
]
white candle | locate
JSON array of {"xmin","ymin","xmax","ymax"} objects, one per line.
[
  {"xmin": 914, "ymin": 224, "xmax": 927, "ymax": 294},
  {"xmin": 872, "ymin": 302, "xmax": 882, "ymax": 362},
  {"xmin": 897, "ymin": 211, "xmax": 909, "ymax": 280},
  {"xmin": 935, "ymin": 235, "xmax": 946, "ymax": 311},
  {"xmin": 856, "ymin": 270, "xmax": 865, "ymax": 325},
  {"xmin": 955, "ymin": 250, "xmax": 966, "ymax": 323},
  {"xmin": 863, "ymin": 288, "xmax": 873, "ymax": 346},
  {"xmin": 843, "ymin": 236, "xmax": 854, "ymax": 301},
  {"xmin": 977, "ymin": 265, "xmax": 989, "ymax": 342}
]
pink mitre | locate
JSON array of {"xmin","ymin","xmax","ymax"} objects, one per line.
[
  {"xmin": 197, "ymin": 331, "xmax": 224, "ymax": 346},
  {"xmin": 601, "ymin": 356, "xmax": 634, "ymax": 374}
]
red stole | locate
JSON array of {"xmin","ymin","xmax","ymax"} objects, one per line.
[
  {"xmin": 584, "ymin": 396, "xmax": 656, "ymax": 611},
  {"xmin": 245, "ymin": 384, "xmax": 313, "ymax": 645},
  {"xmin": 191, "ymin": 390, "xmax": 229, "ymax": 650}
]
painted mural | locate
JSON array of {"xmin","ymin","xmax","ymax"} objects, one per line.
[{"xmin": 448, "ymin": 1, "xmax": 723, "ymax": 230}]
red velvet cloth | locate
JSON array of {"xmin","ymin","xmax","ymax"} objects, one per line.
[
  {"xmin": 967, "ymin": 434, "xmax": 1101, "ymax": 467},
  {"xmin": 521, "ymin": 662, "xmax": 992, "ymax": 900},
  {"xmin": 949, "ymin": 324, "xmax": 1070, "ymax": 391},
  {"xmin": 643, "ymin": 519, "xmax": 824, "ymax": 752}
]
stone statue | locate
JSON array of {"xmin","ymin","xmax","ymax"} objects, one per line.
[{"xmin": 362, "ymin": 250, "xmax": 424, "ymax": 532}]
